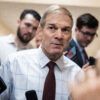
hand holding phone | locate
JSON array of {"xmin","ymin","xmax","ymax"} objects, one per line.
[{"xmin": 88, "ymin": 56, "xmax": 96, "ymax": 65}]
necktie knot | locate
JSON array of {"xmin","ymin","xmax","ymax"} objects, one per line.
[{"xmin": 47, "ymin": 61, "xmax": 55, "ymax": 70}]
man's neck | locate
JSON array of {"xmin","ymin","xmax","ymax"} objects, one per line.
[{"xmin": 41, "ymin": 46, "xmax": 62, "ymax": 61}]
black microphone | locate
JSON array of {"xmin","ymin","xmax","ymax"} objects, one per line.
[
  {"xmin": 0, "ymin": 77, "xmax": 7, "ymax": 94},
  {"xmin": 25, "ymin": 90, "xmax": 38, "ymax": 100}
]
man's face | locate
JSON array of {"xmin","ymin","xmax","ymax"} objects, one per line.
[
  {"xmin": 41, "ymin": 13, "xmax": 72, "ymax": 60},
  {"xmin": 17, "ymin": 14, "xmax": 39, "ymax": 43},
  {"xmin": 76, "ymin": 26, "xmax": 97, "ymax": 47},
  {"xmin": 35, "ymin": 32, "xmax": 43, "ymax": 48}
]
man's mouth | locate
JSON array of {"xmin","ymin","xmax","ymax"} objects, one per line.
[
  {"xmin": 24, "ymin": 34, "xmax": 31, "ymax": 38},
  {"xmin": 51, "ymin": 43, "xmax": 63, "ymax": 47}
]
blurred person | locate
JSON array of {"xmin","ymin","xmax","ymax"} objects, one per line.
[
  {"xmin": 0, "ymin": 9, "xmax": 41, "ymax": 65},
  {"xmin": 69, "ymin": 51, "xmax": 100, "ymax": 100},
  {"xmin": 35, "ymin": 30, "xmax": 43, "ymax": 48},
  {"xmin": 65, "ymin": 13, "xmax": 99, "ymax": 68},
  {"xmin": 0, "ymin": 5, "xmax": 82, "ymax": 100},
  {"xmin": 69, "ymin": 69, "xmax": 100, "ymax": 100}
]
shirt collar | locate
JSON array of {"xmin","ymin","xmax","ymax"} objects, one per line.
[
  {"xmin": 73, "ymin": 38, "xmax": 83, "ymax": 53},
  {"xmin": 55, "ymin": 55, "xmax": 68, "ymax": 71},
  {"xmin": 38, "ymin": 46, "xmax": 68, "ymax": 71},
  {"xmin": 7, "ymin": 34, "xmax": 15, "ymax": 44},
  {"xmin": 7, "ymin": 34, "xmax": 33, "ymax": 50},
  {"xmin": 38, "ymin": 46, "xmax": 50, "ymax": 68}
]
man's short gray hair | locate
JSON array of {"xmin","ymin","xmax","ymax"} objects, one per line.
[{"xmin": 40, "ymin": 5, "xmax": 73, "ymax": 28}]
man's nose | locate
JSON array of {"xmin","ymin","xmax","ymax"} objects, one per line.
[
  {"xmin": 87, "ymin": 35, "xmax": 93, "ymax": 41},
  {"xmin": 55, "ymin": 29, "xmax": 63, "ymax": 39},
  {"xmin": 28, "ymin": 28, "xmax": 33, "ymax": 33}
]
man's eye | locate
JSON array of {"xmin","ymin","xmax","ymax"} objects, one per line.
[
  {"xmin": 62, "ymin": 28, "xmax": 71, "ymax": 32},
  {"xmin": 25, "ymin": 23, "xmax": 31, "ymax": 27},
  {"xmin": 33, "ymin": 27, "xmax": 37, "ymax": 31},
  {"xmin": 49, "ymin": 26, "xmax": 55, "ymax": 30}
]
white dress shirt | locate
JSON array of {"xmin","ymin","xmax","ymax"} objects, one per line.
[
  {"xmin": 0, "ymin": 47, "xmax": 81, "ymax": 100},
  {"xmin": 0, "ymin": 34, "xmax": 33, "ymax": 65}
]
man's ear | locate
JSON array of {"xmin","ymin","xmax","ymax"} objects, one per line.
[
  {"xmin": 70, "ymin": 31, "xmax": 72, "ymax": 40},
  {"xmin": 36, "ymin": 24, "xmax": 43, "ymax": 35},
  {"xmin": 38, "ymin": 24, "xmax": 43, "ymax": 32},
  {"xmin": 17, "ymin": 19, "xmax": 21, "ymax": 26},
  {"xmin": 75, "ymin": 27, "xmax": 79, "ymax": 32}
]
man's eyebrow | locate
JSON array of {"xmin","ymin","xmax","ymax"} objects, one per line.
[
  {"xmin": 47, "ymin": 23, "xmax": 72, "ymax": 29},
  {"xmin": 25, "ymin": 23, "xmax": 32, "ymax": 26},
  {"xmin": 63, "ymin": 26, "xmax": 71, "ymax": 28},
  {"xmin": 47, "ymin": 24, "xmax": 56, "ymax": 26}
]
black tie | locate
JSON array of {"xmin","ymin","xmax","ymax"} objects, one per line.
[{"xmin": 42, "ymin": 61, "xmax": 56, "ymax": 100}]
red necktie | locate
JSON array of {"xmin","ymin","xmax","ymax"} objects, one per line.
[
  {"xmin": 42, "ymin": 61, "xmax": 56, "ymax": 100},
  {"xmin": 83, "ymin": 49, "xmax": 88, "ymax": 63}
]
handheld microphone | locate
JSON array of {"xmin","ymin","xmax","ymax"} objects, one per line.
[
  {"xmin": 25, "ymin": 90, "xmax": 38, "ymax": 100},
  {"xmin": 0, "ymin": 77, "xmax": 7, "ymax": 94}
]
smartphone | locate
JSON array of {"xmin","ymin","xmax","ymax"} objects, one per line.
[{"xmin": 88, "ymin": 56, "xmax": 96, "ymax": 65}]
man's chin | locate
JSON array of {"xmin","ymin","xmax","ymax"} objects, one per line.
[
  {"xmin": 81, "ymin": 43, "xmax": 88, "ymax": 48},
  {"xmin": 22, "ymin": 39, "xmax": 31, "ymax": 43},
  {"xmin": 84, "ymin": 43, "xmax": 89, "ymax": 47},
  {"xmin": 50, "ymin": 51, "xmax": 63, "ymax": 56}
]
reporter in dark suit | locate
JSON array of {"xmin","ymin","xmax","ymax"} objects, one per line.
[{"xmin": 65, "ymin": 13, "xmax": 99, "ymax": 68}]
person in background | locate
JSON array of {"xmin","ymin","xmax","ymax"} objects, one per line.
[
  {"xmin": 35, "ymin": 29, "xmax": 43, "ymax": 48},
  {"xmin": 0, "ymin": 9, "xmax": 41, "ymax": 65},
  {"xmin": 65, "ymin": 13, "xmax": 99, "ymax": 68},
  {"xmin": 0, "ymin": 5, "xmax": 81, "ymax": 100}
]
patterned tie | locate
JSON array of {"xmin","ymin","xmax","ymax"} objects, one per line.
[
  {"xmin": 42, "ymin": 61, "xmax": 56, "ymax": 100},
  {"xmin": 83, "ymin": 49, "xmax": 88, "ymax": 63}
]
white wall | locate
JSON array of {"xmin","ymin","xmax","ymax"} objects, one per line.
[{"xmin": 0, "ymin": 21, "xmax": 12, "ymax": 36}]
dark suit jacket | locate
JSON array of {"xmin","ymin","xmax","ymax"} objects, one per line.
[{"xmin": 65, "ymin": 39, "xmax": 85, "ymax": 68}]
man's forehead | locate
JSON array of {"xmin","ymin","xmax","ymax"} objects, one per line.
[
  {"xmin": 22, "ymin": 14, "xmax": 37, "ymax": 22},
  {"xmin": 46, "ymin": 13, "xmax": 71, "ymax": 19},
  {"xmin": 81, "ymin": 26, "xmax": 97, "ymax": 31},
  {"xmin": 46, "ymin": 23, "xmax": 71, "ymax": 29},
  {"xmin": 24, "ymin": 14, "xmax": 34, "ymax": 19},
  {"xmin": 45, "ymin": 14, "xmax": 72, "ymax": 27}
]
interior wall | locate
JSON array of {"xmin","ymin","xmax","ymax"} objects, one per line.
[
  {"xmin": 0, "ymin": 21, "xmax": 12, "ymax": 36},
  {"xmin": 1, "ymin": 0, "xmax": 100, "ymax": 8}
]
